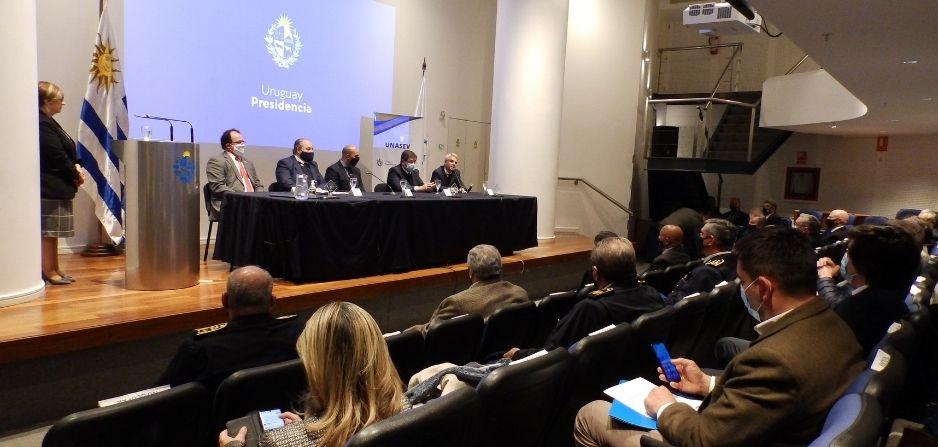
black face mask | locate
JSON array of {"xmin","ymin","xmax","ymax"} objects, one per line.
[
  {"xmin": 299, "ymin": 151, "xmax": 315, "ymax": 163},
  {"xmin": 349, "ymin": 156, "xmax": 360, "ymax": 167},
  {"xmin": 762, "ymin": 208, "xmax": 772, "ymax": 216}
]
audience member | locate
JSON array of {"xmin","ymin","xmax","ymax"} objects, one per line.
[
  {"xmin": 762, "ymin": 199, "xmax": 782, "ymax": 226},
  {"xmin": 820, "ymin": 209, "xmax": 850, "ymax": 245},
  {"xmin": 661, "ymin": 207, "xmax": 703, "ymax": 259},
  {"xmin": 429, "ymin": 153, "xmax": 465, "ymax": 191},
  {"xmin": 156, "ymin": 266, "xmax": 301, "ymax": 392},
  {"xmin": 387, "ymin": 149, "xmax": 433, "ymax": 192},
  {"xmin": 648, "ymin": 225, "xmax": 689, "ymax": 272},
  {"xmin": 324, "ymin": 144, "xmax": 364, "ymax": 191},
  {"xmin": 219, "ymin": 301, "xmax": 406, "ymax": 447},
  {"xmin": 505, "ymin": 237, "xmax": 663, "ymax": 359},
  {"xmin": 794, "ymin": 213, "xmax": 822, "ymax": 247},
  {"xmin": 667, "ymin": 219, "xmax": 737, "ymax": 304},
  {"xmin": 721, "ymin": 197, "xmax": 748, "ymax": 227},
  {"xmin": 919, "ymin": 209, "xmax": 937, "ymax": 234},
  {"xmin": 274, "ymin": 138, "xmax": 324, "ymax": 191},
  {"xmin": 737, "ymin": 207, "xmax": 765, "ymax": 240},
  {"xmin": 578, "ymin": 231, "xmax": 619, "ymax": 292},
  {"xmin": 574, "ymin": 227, "xmax": 865, "ymax": 447},
  {"xmin": 822, "ymin": 225, "xmax": 918, "ymax": 354},
  {"xmin": 206, "ymin": 129, "xmax": 264, "ymax": 220},
  {"xmin": 411, "ymin": 244, "xmax": 529, "ymax": 335},
  {"xmin": 701, "ymin": 196, "xmax": 720, "ymax": 220}
]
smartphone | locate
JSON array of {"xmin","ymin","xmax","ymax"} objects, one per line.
[
  {"xmin": 651, "ymin": 343, "xmax": 681, "ymax": 383},
  {"xmin": 258, "ymin": 409, "xmax": 285, "ymax": 431}
]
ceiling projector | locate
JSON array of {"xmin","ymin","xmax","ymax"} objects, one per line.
[{"xmin": 683, "ymin": 2, "xmax": 763, "ymax": 36}]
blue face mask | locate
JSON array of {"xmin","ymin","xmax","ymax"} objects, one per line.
[
  {"xmin": 739, "ymin": 279, "xmax": 762, "ymax": 322},
  {"xmin": 840, "ymin": 255, "xmax": 854, "ymax": 284}
]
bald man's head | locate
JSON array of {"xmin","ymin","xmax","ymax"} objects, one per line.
[
  {"xmin": 223, "ymin": 266, "xmax": 273, "ymax": 317},
  {"xmin": 658, "ymin": 225, "xmax": 684, "ymax": 249},
  {"xmin": 829, "ymin": 210, "xmax": 849, "ymax": 227}
]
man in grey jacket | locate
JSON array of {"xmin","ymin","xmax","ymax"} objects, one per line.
[
  {"xmin": 205, "ymin": 128, "xmax": 264, "ymax": 219},
  {"xmin": 412, "ymin": 244, "xmax": 529, "ymax": 335}
]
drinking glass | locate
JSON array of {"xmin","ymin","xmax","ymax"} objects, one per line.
[{"xmin": 350, "ymin": 176, "xmax": 358, "ymax": 190}]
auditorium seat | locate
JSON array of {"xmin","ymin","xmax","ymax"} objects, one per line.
[
  {"xmin": 211, "ymin": 358, "xmax": 307, "ymax": 433},
  {"xmin": 797, "ymin": 209, "xmax": 824, "ymax": 222},
  {"xmin": 476, "ymin": 348, "xmax": 572, "ymax": 447},
  {"xmin": 533, "ymin": 289, "xmax": 583, "ymax": 347},
  {"xmin": 640, "ymin": 263, "xmax": 688, "ymax": 295},
  {"xmin": 849, "ymin": 344, "xmax": 907, "ymax": 416},
  {"xmin": 543, "ymin": 323, "xmax": 634, "ymax": 447},
  {"xmin": 806, "ymin": 393, "xmax": 883, "ymax": 447},
  {"xmin": 42, "ymin": 382, "xmax": 211, "ymax": 447},
  {"xmin": 344, "ymin": 387, "xmax": 481, "ymax": 447},
  {"xmin": 475, "ymin": 301, "xmax": 539, "ymax": 361},
  {"xmin": 861, "ymin": 215, "xmax": 888, "ymax": 226},
  {"xmin": 384, "ymin": 330, "xmax": 425, "ymax": 384},
  {"xmin": 666, "ymin": 290, "xmax": 714, "ymax": 359},
  {"xmin": 896, "ymin": 208, "xmax": 922, "ymax": 220},
  {"xmin": 423, "ymin": 314, "xmax": 484, "ymax": 367},
  {"xmin": 202, "ymin": 184, "xmax": 217, "ymax": 262},
  {"xmin": 629, "ymin": 306, "xmax": 677, "ymax": 381},
  {"xmin": 374, "ymin": 183, "xmax": 391, "ymax": 193},
  {"xmin": 639, "ymin": 269, "xmax": 667, "ymax": 294}
]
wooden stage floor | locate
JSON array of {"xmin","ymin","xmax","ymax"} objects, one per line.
[{"xmin": 0, "ymin": 234, "xmax": 592, "ymax": 364}]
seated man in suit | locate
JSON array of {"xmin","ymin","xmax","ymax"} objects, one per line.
[
  {"xmin": 274, "ymin": 138, "xmax": 324, "ymax": 191},
  {"xmin": 667, "ymin": 218, "xmax": 737, "ymax": 304},
  {"xmin": 155, "ymin": 266, "xmax": 302, "ymax": 392},
  {"xmin": 794, "ymin": 213, "xmax": 822, "ymax": 247},
  {"xmin": 661, "ymin": 207, "xmax": 703, "ymax": 259},
  {"xmin": 387, "ymin": 149, "xmax": 434, "ymax": 192},
  {"xmin": 504, "ymin": 237, "xmax": 664, "ymax": 359},
  {"xmin": 324, "ymin": 144, "xmax": 364, "ymax": 191},
  {"xmin": 721, "ymin": 197, "xmax": 748, "ymax": 227},
  {"xmin": 648, "ymin": 225, "xmax": 689, "ymax": 272},
  {"xmin": 430, "ymin": 152, "xmax": 465, "ymax": 191},
  {"xmin": 817, "ymin": 224, "xmax": 918, "ymax": 355},
  {"xmin": 820, "ymin": 209, "xmax": 850, "ymax": 245},
  {"xmin": 411, "ymin": 244, "xmax": 529, "ymax": 335},
  {"xmin": 205, "ymin": 129, "xmax": 264, "ymax": 219},
  {"xmin": 761, "ymin": 199, "xmax": 783, "ymax": 226},
  {"xmin": 574, "ymin": 227, "xmax": 865, "ymax": 447}
]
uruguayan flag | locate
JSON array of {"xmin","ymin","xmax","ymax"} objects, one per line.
[{"xmin": 77, "ymin": 4, "xmax": 128, "ymax": 244}]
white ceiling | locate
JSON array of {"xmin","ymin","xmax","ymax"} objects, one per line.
[{"xmin": 748, "ymin": 0, "xmax": 938, "ymax": 136}]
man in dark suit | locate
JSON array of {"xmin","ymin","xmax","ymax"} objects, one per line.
[
  {"xmin": 155, "ymin": 266, "xmax": 302, "ymax": 392},
  {"xmin": 762, "ymin": 199, "xmax": 783, "ymax": 226},
  {"xmin": 430, "ymin": 152, "xmax": 465, "ymax": 191},
  {"xmin": 667, "ymin": 218, "xmax": 737, "ymax": 303},
  {"xmin": 505, "ymin": 237, "xmax": 664, "ymax": 359},
  {"xmin": 387, "ymin": 149, "xmax": 434, "ymax": 193},
  {"xmin": 575, "ymin": 228, "xmax": 865, "ymax": 447},
  {"xmin": 820, "ymin": 209, "xmax": 850, "ymax": 245},
  {"xmin": 274, "ymin": 138, "xmax": 323, "ymax": 191},
  {"xmin": 817, "ymin": 224, "xmax": 918, "ymax": 355},
  {"xmin": 411, "ymin": 244, "xmax": 529, "ymax": 335},
  {"xmin": 721, "ymin": 197, "xmax": 748, "ymax": 227},
  {"xmin": 205, "ymin": 129, "xmax": 264, "ymax": 219},
  {"xmin": 323, "ymin": 144, "xmax": 364, "ymax": 191},
  {"xmin": 795, "ymin": 213, "xmax": 822, "ymax": 247},
  {"xmin": 648, "ymin": 225, "xmax": 689, "ymax": 272}
]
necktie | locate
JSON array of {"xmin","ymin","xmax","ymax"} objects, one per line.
[{"xmin": 237, "ymin": 159, "xmax": 254, "ymax": 192}]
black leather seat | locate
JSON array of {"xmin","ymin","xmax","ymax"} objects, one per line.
[
  {"xmin": 543, "ymin": 323, "xmax": 634, "ymax": 447},
  {"xmin": 533, "ymin": 290, "xmax": 583, "ymax": 347},
  {"xmin": 628, "ymin": 306, "xmax": 677, "ymax": 381},
  {"xmin": 476, "ymin": 301, "xmax": 539, "ymax": 360},
  {"xmin": 639, "ymin": 269, "xmax": 668, "ymax": 294},
  {"xmin": 384, "ymin": 330, "xmax": 425, "ymax": 384},
  {"xmin": 476, "ymin": 348, "xmax": 572, "ymax": 447},
  {"xmin": 667, "ymin": 288, "xmax": 716, "ymax": 359},
  {"xmin": 42, "ymin": 382, "xmax": 211, "ymax": 447},
  {"xmin": 211, "ymin": 358, "xmax": 307, "ymax": 433},
  {"xmin": 344, "ymin": 387, "xmax": 482, "ymax": 447},
  {"xmin": 202, "ymin": 183, "xmax": 217, "ymax": 261},
  {"xmin": 849, "ymin": 344, "xmax": 907, "ymax": 416},
  {"xmin": 423, "ymin": 314, "xmax": 484, "ymax": 366},
  {"xmin": 374, "ymin": 183, "xmax": 391, "ymax": 192}
]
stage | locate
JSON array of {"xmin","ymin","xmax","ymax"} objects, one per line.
[{"xmin": 0, "ymin": 233, "xmax": 593, "ymax": 365}]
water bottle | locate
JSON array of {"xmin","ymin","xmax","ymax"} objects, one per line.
[{"xmin": 295, "ymin": 174, "xmax": 309, "ymax": 200}]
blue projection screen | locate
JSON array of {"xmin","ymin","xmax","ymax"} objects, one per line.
[{"xmin": 124, "ymin": 0, "xmax": 394, "ymax": 149}]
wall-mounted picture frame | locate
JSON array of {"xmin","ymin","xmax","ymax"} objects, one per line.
[{"xmin": 784, "ymin": 166, "xmax": 821, "ymax": 201}]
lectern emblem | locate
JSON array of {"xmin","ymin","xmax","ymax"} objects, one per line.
[
  {"xmin": 265, "ymin": 15, "xmax": 303, "ymax": 68},
  {"xmin": 173, "ymin": 151, "xmax": 196, "ymax": 184}
]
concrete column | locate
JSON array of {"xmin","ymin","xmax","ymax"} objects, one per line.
[
  {"xmin": 489, "ymin": 0, "xmax": 569, "ymax": 240},
  {"xmin": 0, "ymin": 1, "xmax": 44, "ymax": 306}
]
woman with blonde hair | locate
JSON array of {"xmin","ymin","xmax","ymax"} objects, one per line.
[{"xmin": 219, "ymin": 301, "xmax": 406, "ymax": 447}]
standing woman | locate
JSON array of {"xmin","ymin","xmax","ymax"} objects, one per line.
[{"xmin": 38, "ymin": 81, "xmax": 83, "ymax": 285}]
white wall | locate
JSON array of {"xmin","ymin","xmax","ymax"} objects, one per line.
[
  {"xmin": 706, "ymin": 133, "xmax": 938, "ymax": 218},
  {"xmin": 554, "ymin": 0, "xmax": 657, "ymax": 238},
  {"xmin": 36, "ymin": 0, "xmax": 497, "ymax": 250}
]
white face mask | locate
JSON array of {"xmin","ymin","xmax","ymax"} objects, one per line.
[
  {"xmin": 232, "ymin": 144, "xmax": 246, "ymax": 157},
  {"xmin": 404, "ymin": 162, "xmax": 416, "ymax": 173},
  {"xmin": 739, "ymin": 279, "xmax": 763, "ymax": 322}
]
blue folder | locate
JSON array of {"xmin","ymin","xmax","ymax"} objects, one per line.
[{"xmin": 608, "ymin": 398, "xmax": 657, "ymax": 430}]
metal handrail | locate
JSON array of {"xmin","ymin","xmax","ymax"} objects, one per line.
[
  {"xmin": 647, "ymin": 97, "xmax": 756, "ymax": 108},
  {"xmin": 785, "ymin": 54, "xmax": 810, "ymax": 75},
  {"xmin": 558, "ymin": 177, "xmax": 633, "ymax": 215}
]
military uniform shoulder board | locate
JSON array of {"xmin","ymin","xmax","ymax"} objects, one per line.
[
  {"xmin": 705, "ymin": 257, "xmax": 725, "ymax": 267},
  {"xmin": 194, "ymin": 322, "xmax": 227, "ymax": 337},
  {"xmin": 276, "ymin": 314, "xmax": 298, "ymax": 321},
  {"xmin": 588, "ymin": 285, "xmax": 614, "ymax": 298}
]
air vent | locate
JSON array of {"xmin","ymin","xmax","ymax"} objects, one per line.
[
  {"xmin": 702, "ymin": 3, "xmax": 715, "ymax": 15},
  {"xmin": 717, "ymin": 6, "xmax": 731, "ymax": 19},
  {"xmin": 689, "ymin": 4, "xmax": 700, "ymax": 16}
]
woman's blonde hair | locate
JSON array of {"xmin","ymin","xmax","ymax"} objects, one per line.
[
  {"xmin": 296, "ymin": 301, "xmax": 403, "ymax": 447},
  {"xmin": 38, "ymin": 81, "xmax": 63, "ymax": 108}
]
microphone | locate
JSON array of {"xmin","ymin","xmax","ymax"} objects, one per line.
[
  {"xmin": 364, "ymin": 170, "xmax": 394, "ymax": 195},
  {"xmin": 134, "ymin": 114, "xmax": 195, "ymax": 142}
]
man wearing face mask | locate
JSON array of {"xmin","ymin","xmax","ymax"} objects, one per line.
[
  {"xmin": 206, "ymin": 128, "xmax": 264, "ymax": 219},
  {"xmin": 573, "ymin": 228, "xmax": 865, "ymax": 447},
  {"xmin": 820, "ymin": 209, "xmax": 850, "ymax": 246},
  {"xmin": 387, "ymin": 149, "xmax": 434, "ymax": 193},
  {"xmin": 274, "ymin": 138, "xmax": 324, "ymax": 192},
  {"xmin": 666, "ymin": 218, "xmax": 738, "ymax": 304},
  {"xmin": 761, "ymin": 199, "xmax": 783, "ymax": 226},
  {"xmin": 324, "ymin": 144, "xmax": 364, "ymax": 191}
]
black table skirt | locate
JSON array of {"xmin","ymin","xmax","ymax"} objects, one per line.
[{"xmin": 213, "ymin": 191, "xmax": 538, "ymax": 282}]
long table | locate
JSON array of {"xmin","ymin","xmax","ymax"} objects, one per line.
[{"xmin": 213, "ymin": 191, "xmax": 538, "ymax": 282}]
